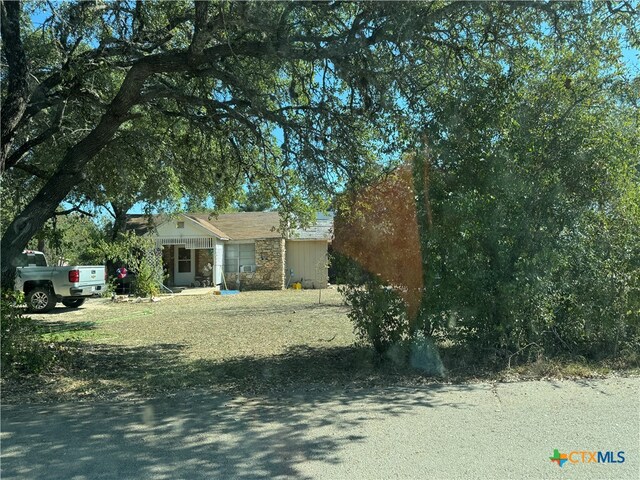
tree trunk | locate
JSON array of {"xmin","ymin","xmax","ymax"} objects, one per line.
[
  {"xmin": 412, "ymin": 140, "xmax": 434, "ymax": 337},
  {"xmin": 1, "ymin": 167, "xmax": 83, "ymax": 287},
  {"xmin": 0, "ymin": 59, "xmax": 156, "ymax": 287},
  {"xmin": 110, "ymin": 201, "xmax": 133, "ymax": 241},
  {"xmin": 0, "ymin": 1, "xmax": 30, "ymax": 171},
  {"xmin": 104, "ymin": 201, "xmax": 133, "ymax": 276}
]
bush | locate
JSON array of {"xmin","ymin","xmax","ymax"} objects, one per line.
[
  {"xmin": 328, "ymin": 250, "xmax": 370, "ymax": 285},
  {"xmin": 132, "ymin": 247, "xmax": 164, "ymax": 297},
  {"xmin": 1, "ymin": 291, "xmax": 57, "ymax": 376},
  {"xmin": 99, "ymin": 232, "xmax": 164, "ymax": 297},
  {"xmin": 341, "ymin": 280, "xmax": 410, "ymax": 355}
]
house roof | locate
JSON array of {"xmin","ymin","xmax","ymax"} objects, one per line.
[
  {"xmin": 125, "ymin": 214, "xmax": 163, "ymax": 236},
  {"xmin": 188, "ymin": 212, "xmax": 282, "ymax": 240},
  {"xmin": 125, "ymin": 211, "xmax": 332, "ymax": 241},
  {"xmin": 182, "ymin": 215, "xmax": 229, "ymax": 239},
  {"xmin": 125, "ymin": 211, "xmax": 285, "ymax": 240}
]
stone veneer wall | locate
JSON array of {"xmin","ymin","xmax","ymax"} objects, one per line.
[{"xmin": 224, "ymin": 238, "xmax": 285, "ymax": 290}]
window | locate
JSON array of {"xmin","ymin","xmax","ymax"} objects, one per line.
[
  {"xmin": 15, "ymin": 252, "xmax": 47, "ymax": 267},
  {"xmin": 177, "ymin": 221, "xmax": 185, "ymax": 229},
  {"xmin": 33, "ymin": 253, "xmax": 47, "ymax": 266},
  {"xmin": 224, "ymin": 243, "xmax": 255, "ymax": 273},
  {"xmin": 15, "ymin": 253, "xmax": 28, "ymax": 267},
  {"xmin": 177, "ymin": 247, "xmax": 191, "ymax": 273}
]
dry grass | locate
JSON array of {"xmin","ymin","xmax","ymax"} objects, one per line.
[
  {"xmin": 4, "ymin": 288, "xmax": 637, "ymax": 403},
  {"xmin": 56, "ymin": 289, "xmax": 356, "ymax": 359},
  {"xmin": 6, "ymin": 289, "xmax": 429, "ymax": 402}
]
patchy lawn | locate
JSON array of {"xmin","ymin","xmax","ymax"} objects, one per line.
[
  {"xmin": 5, "ymin": 289, "xmax": 435, "ymax": 402},
  {"xmin": 3, "ymin": 288, "xmax": 637, "ymax": 403},
  {"xmin": 43, "ymin": 289, "xmax": 355, "ymax": 359}
]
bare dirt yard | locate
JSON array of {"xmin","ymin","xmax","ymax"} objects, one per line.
[{"xmin": 6, "ymin": 288, "xmax": 435, "ymax": 402}]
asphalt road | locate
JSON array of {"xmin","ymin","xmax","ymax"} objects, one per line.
[{"xmin": 2, "ymin": 377, "xmax": 638, "ymax": 479}]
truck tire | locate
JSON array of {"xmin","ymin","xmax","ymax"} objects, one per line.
[
  {"xmin": 62, "ymin": 298, "xmax": 86, "ymax": 308},
  {"xmin": 26, "ymin": 287, "xmax": 56, "ymax": 313}
]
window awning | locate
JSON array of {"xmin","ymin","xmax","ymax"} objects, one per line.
[{"xmin": 154, "ymin": 237, "xmax": 217, "ymax": 249}]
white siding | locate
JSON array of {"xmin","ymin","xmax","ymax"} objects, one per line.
[
  {"xmin": 155, "ymin": 217, "xmax": 207, "ymax": 237},
  {"xmin": 152, "ymin": 216, "xmax": 217, "ymax": 248},
  {"xmin": 285, "ymin": 240, "xmax": 329, "ymax": 289}
]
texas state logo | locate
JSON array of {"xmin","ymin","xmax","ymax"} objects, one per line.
[
  {"xmin": 550, "ymin": 449, "xmax": 568, "ymax": 467},
  {"xmin": 550, "ymin": 449, "xmax": 625, "ymax": 467}
]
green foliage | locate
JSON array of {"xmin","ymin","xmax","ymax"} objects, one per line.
[
  {"xmin": 98, "ymin": 232, "xmax": 164, "ymax": 297},
  {"xmin": 0, "ymin": 291, "xmax": 56, "ymax": 376},
  {"xmin": 542, "ymin": 203, "xmax": 640, "ymax": 359},
  {"xmin": 416, "ymin": 62, "xmax": 640, "ymax": 362},
  {"xmin": 26, "ymin": 213, "xmax": 105, "ymax": 265},
  {"xmin": 331, "ymin": 252, "xmax": 406, "ymax": 354},
  {"xmin": 328, "ymin": 250, "xmax": 369, "ymax": 286},
  {"xmin": 339, "ymin": 271, "xmax": 445, "ymax": 376},
  {"xmin": 339, "ymin": 6, "xmax": 639, "ymax": 367},
  {"xmin": 133, "ymin": 248, "xmax": 165, "ymax": 298},
  {"xmin": 5, "ymin": 0, "xmax": 412, "ymax": 233},
  {"xmin": 340, "ymin": 279, "xmax": 410, "ymax": 355}
]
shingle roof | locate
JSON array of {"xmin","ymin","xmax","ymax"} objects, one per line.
[
  {"xmin": 188, "ymin": 212, "xmax": 283, "ymax": 240},
  {"xmin": 125, "ymin": 214, "xmax": 164, "ymax": 236},
  {"xmin": 183, "ymin": 215, "xmax": 229, "ymax": 239},
  {"xmin": 125, "ymin": 211, "xmax": 284, "ymax": 240},
  {"xmin": 126, "ymin": 211, "xmax": 332, "ymax": 241}
]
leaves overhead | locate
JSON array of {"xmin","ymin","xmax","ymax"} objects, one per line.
[{"xmin": 1, "ymin": 0, "xmax": 638, "ymax": 288}]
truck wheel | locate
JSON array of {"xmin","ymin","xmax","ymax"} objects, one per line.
[
  {"xmin": 26, "ymin": 287, "xmax": 56, "ymax": 313},
  {"xmin": 62, "ymin": 298, "xmax": 85, "ymax": 308}
]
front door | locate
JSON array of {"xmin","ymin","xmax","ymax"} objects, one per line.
[{"xmin": 174, "ymin": 246, "xmax": 195, "ymax": 286}]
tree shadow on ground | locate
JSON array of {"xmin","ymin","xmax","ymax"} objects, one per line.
[
  {"xmin": 31, "ymin": 319, "xmax": 97, "ymax": 333},
  {"xmin": 30, "ymin": 306, "xmax": 90, "ymax": 315},
  {"xmin": 34, "ymin": 342, "xmax": 456, "ymax": 398},
  {"xmin": 1, "ymin": 342, "xmax": 475, "ymax": 479}
]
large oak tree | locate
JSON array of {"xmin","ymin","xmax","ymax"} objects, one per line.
[{"xmin": 1, "ymin": 0, "xmax": 637, "ymax": 287}]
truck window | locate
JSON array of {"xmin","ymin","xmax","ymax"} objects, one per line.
[
  {"xmin": 15, "ymin": 252, "xmax": 48, "ymax": 267},
  {"xmin": 33, "ymin": 253, "xmax": 47, "ymax": 266},
  {"xmin": 15, "ymin": 253, "xmax": 29, "ymax": 267}
]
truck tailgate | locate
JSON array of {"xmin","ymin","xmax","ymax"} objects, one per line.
[{"xmin": 76, "ymin": 266, "xmax": 105, "ymax": 284}]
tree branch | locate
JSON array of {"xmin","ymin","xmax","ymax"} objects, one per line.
[
  {"xmin": 140, "ymin": 85, "xmax": 263, "ymax": 138},
  {"xmin": 54, "ymin": 206, "xmax": 94, "ymax": 217},
  {"xmin": 12, "ymin": 163, "xmax": 49, "ymax": 179},
  {"xmin": 189, "ymin": 0, "xmax": 211, "ymax": 56},
  {"xmin": 5, "ymin": 102, "xmax": 67, "ymax": 170}
]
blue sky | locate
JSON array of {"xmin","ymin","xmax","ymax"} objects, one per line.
[{"xmin": 622, "ymin": 45, "xmax": 639, "ymax": 71}]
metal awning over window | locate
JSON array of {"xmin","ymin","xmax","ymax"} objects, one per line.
[{"xmin": 154, "ymin": 237, "xmax": 217, "ymax": 249}]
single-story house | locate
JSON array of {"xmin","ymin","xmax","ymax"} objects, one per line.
[{"xmin": 126, "ymin": 211, "xmax": 333, "ymax": 290}]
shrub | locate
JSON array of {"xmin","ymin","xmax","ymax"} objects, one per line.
[
  {"xmin": 132, "ymin": 247, "xmax": 164, "ymax": 297},
  {"xmin": 1, "ymin": 291, "xmax": 56, "ymax": 376},
  {"xmin": 99, "ymin": 232, "xmax": 164, "ymax": 297},
  {"xmin": 341, "ymin": 280, "xmax": 410, "ymax": 355}
]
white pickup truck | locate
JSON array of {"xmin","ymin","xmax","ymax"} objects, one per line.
[{"xmin": 14, "ymin": 250, "xmax": 106, "ymax": 313}]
